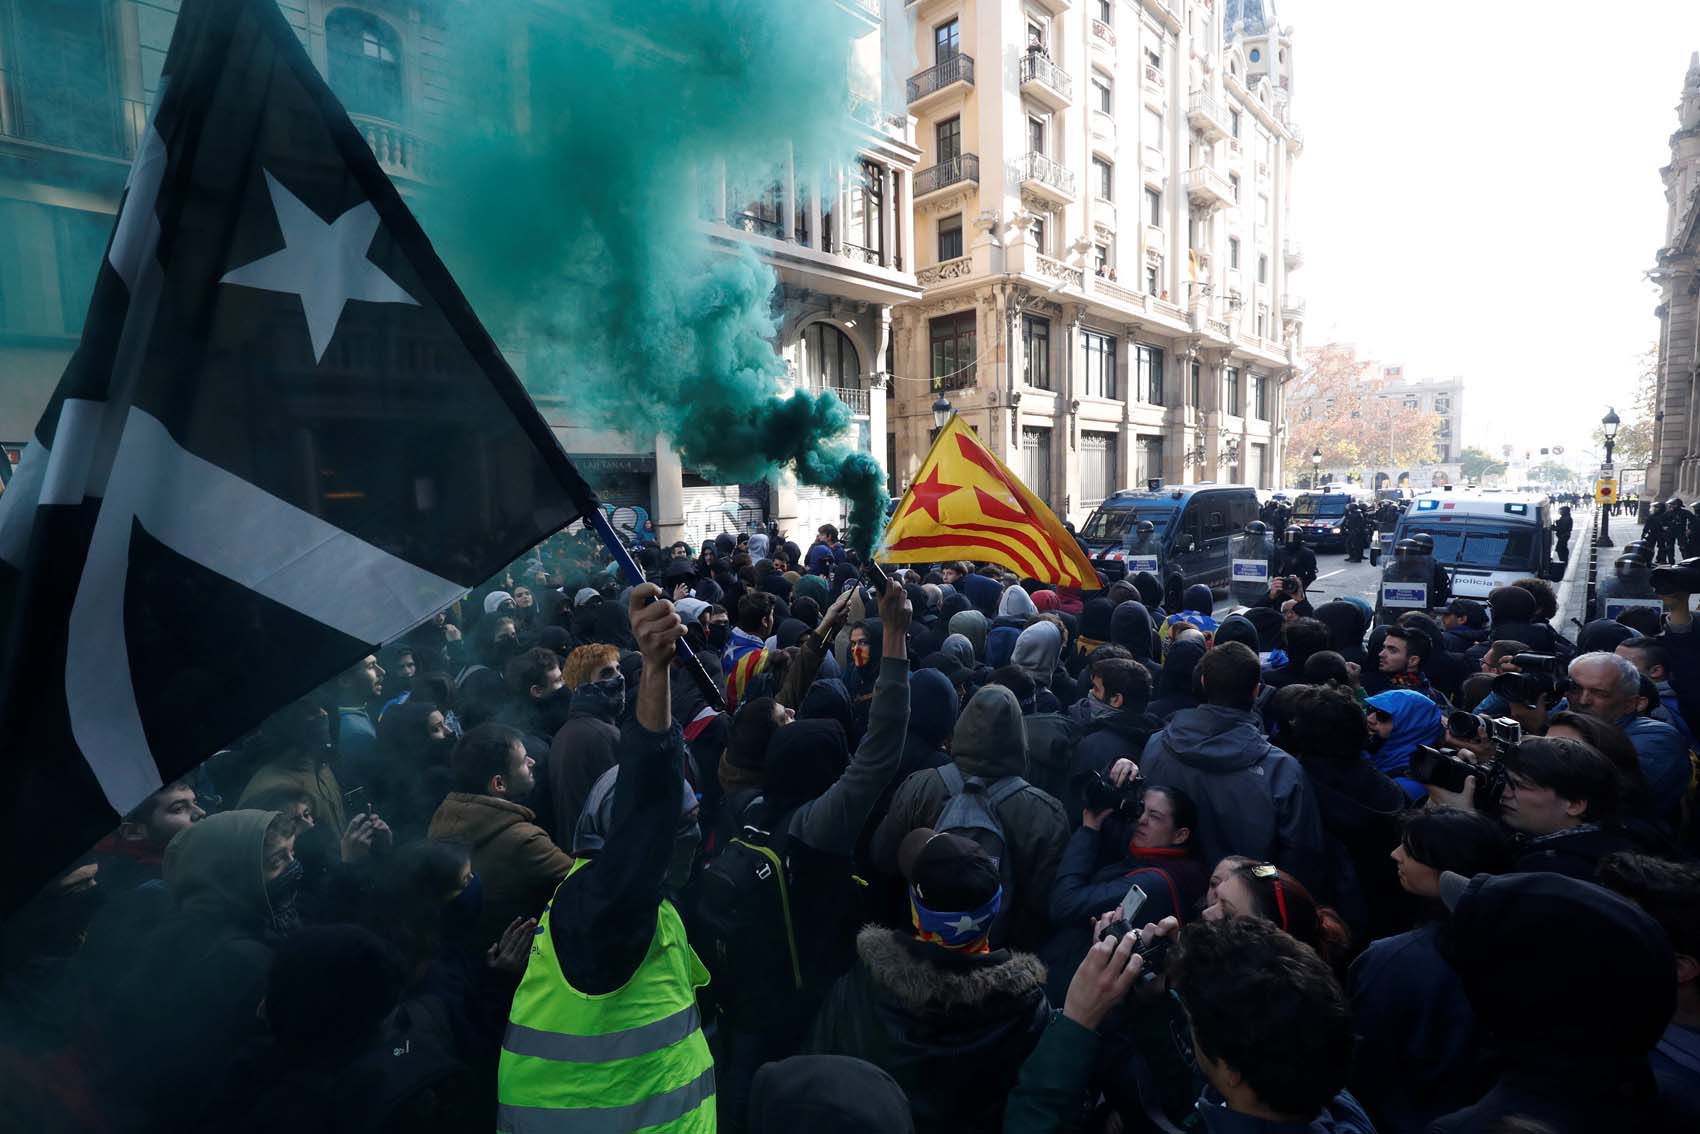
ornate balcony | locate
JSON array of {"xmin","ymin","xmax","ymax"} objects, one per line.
[
  {"xmin": 1018, "ymin": 52, "xmax": 1072, "ymax": 111},
  {"xmin": 914, "ymin": 153, "xmax": 979, "ymax": 201},
  {"xmin": 1186, "ymin": 91, "xmax": 1230, "ymax": 143},
  {"xmin": 1019, "ymin": 151, "xmax": 1076, "ymax": 205},
  {"xmin": 1091, "ymin": 18, "xmax": 1117, "ymax": 49},
  {"xmin": 907, "ymin": 54, "xmax": 974, "ymax": 109},
  {"xmin": 1184, "ymin": 165, "xmax": 1234, "ymax": 211},
  {"xmin": 350, "ymin": 114, "xmax": 428, "ymax": 182},
  {"xmin": 1283, "ymin": 239, "xmax": 1304, "ymax": 269},
  {"xmin": 1281, "ymin": 296, "xmax": 1307, "ymax": 322}
]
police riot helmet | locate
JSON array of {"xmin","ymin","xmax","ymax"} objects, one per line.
[
  {"xmin": 1409, "ymin": 533, "xmax": 1436, "ymax": 555},
  {"xmin": 1246, "ymin": 520, "xmax": 1268, "ymax": 536},
  {"xmin": 1136, "ymin": 520, "xmax": 1155, "ymax": 536},
  {"xmin": 1284, "ymin": 526, "xmax": 1304, "ymax": 546},
  {"xmin": 1394, "ymin": 539, "xmax": 1418, "ymax": 558}
]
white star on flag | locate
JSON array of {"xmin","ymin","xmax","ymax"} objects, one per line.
[
  {"xmin": 221, "ymin": 170, "xmax": 418, "ymax": 362},
  {"xmin": 947, "ymin": 913, "xmax": 986, "ymax": 935}
]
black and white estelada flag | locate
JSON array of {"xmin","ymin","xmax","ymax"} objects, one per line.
[{"xmin": 0, "ymin": 0, "xmax": 599, "ymax": 913}]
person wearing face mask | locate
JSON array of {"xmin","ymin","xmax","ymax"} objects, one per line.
[
  {"xmin": 546, "ymin": 644, "xmax": 627, "ymax": 842},
  {"xmin": 92, "ymin": 810, "xmax": 302, "ymax": 1131},
  {"xmin": 499, "ymin": 585, "xmax": 718, "ymax": 1133},
  {"xmin": 369, "ymin": 701, "xmax": 456, "ymax": 843}
]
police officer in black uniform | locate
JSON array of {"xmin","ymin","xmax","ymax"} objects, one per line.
[
  {"xmin": 1406, "ymin": 531, "xmax": 1451, "ymax": 605},
  {"xmin": 1272, "ymin": 525, "xmax": 1319, "ymax": 589}
]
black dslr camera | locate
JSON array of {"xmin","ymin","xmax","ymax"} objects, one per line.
[
  {"xmin": 1510, "ymin": 653, "xmax": 1561, "ymax": 676},
  {"xmin": 1445, "ymin": 711, "xmax": 1524, "ymax": 753},
  {"xmin": 1082, "ymin": 769, "xmax": 1146, "ymax": 823},
  {"xmin": 1408, "ymin": 742, "xmax": 1512, "ymax": 815}
]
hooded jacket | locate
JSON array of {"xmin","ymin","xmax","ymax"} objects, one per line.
[
  {"xmin": 1011, "ymin": 621, "xmax": 1064, "ymax": 684},
  {"xmin": 103, "ymin": 811, "xmax": 284, "ymax": 1130},
  {"xmin": 1138, "ymin": 704, "xmax": 1327, "ymax": 890},
  {"xmin": 987, "ymin": 626, "xmax": 1020, "ymax": 669},
  {"xmin": 547, "ymin": 698, "xmax": 622, "ymax": 843},
  {"xmin": 1363, "ymin": 689, "xmax": 1443, "ymax": 790},
  {"xmin": 871, "ymin": 685, "xmax": 1069, "ymax": 950},
  {"xmin": 940, "ymin": 633, "xmax": 977, "ymax": 673},
  {"xmin": 1149, "ymin": 639, "xmax": 1206, "ymax": 720},
  {"xmin": 427, "ymin": 792, "xmax": 573, "ymax": 944},
  {"xmin": 1110, "ymin": 601, "xmax": 1160, "ymax": 682},
  {"xmin": 806, "ymin": 926, "xmax": 1049, "ymax": 1134},
  {"xmin": 960, "ymin": 573, "xmax": 1005, "ymax": 617},
  {"xmin": 949, "ymin": 610, "xmax": 990, "ymax": 661},
  {"xmin": 998, "ymin": 584, "xmax": 1038, "ymax": 624}
]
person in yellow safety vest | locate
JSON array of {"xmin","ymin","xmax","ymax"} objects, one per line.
[{"xmin": 497, "ymin": 584, "xmax": 714, "ymax": 1133}]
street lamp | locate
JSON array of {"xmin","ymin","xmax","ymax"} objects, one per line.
[
  {"xmin": 1600, "ymin": 407, "xmax": 1621, "ymax": 547},
  {"xmin": 1311, "ymin": 447, "xmax": 1321, "ymax": 490},
  {"xmin": 932, "ymin": 394, "xmax": 953, "ymax": 431}
]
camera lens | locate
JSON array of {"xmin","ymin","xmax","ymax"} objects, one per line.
[{"xmin": 1447, "ymin": 711, "xmax": 1480, "ymax": 740}]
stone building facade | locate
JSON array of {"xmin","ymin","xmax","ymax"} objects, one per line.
[{"xmin": 1649, "ymin": 53, "xmax": 1700, "ymax": 500}]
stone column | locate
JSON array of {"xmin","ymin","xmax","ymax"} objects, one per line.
[
  {"xmin": 808, "ymin": 164, "xmax": 824, "ymax": 250},
  {"xmin": 881, "ymin": 164, "xmax": 897, "ymax": 266},
  {"xmin": 654, "ymin": 437, "xmax": 686, "ymax": 544},
  {"xmin": 783, "ymin": 142, "xmax": 798, "ymax": 243}
]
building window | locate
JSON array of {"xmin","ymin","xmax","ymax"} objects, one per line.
[
  {"xmin": 1256, "ymin": 307, "xmax": 1267, "ymax": 337},
  {"xmin": 804, "ymin": 323, "xmax": 862, "ymax": 390},
  {"xmin": 1028, "ymin": 115, "xmax": 1046, "ymax": 155},
  {"xmin": 8, "ymin": 0, "xmax": 123, "ymax": 154},
  {"xmin": 1138, "ymin": 344, "xmax": 1165, "ymax": 405},
  {"xmin": 1093, "ymin": 76, "xmax": 1113, "ymax": 115},
  {"xmin": 1250, "ymin": 374, "xmax": 1268, "ymax": 420},
  {"xmin": 1257, "ymin": 254, "xmax": 1269, "ymax": 284},
  {"xmin": 1225, "ymin": 367, "xmax": 1242, "ymax": 416},
  {"xmin": 1435, "ymin": 395, "xmax": 1451, "ymax": 414},
  {"xmin": 1023, "ymin": 314, "xmax": 1052, "ymax": 389},
  {"xmin": 1145, "ymin": 262, "xmax": 1160, "ymax": 295},
  {"xmin": 327, "ymin": 9, "xmax": 404, "ymax": 122},
  {"xmin": 1081, "ymin": 431, "xmax": 1119, "ymax": 505},
  {"xmin": 935, "ymin": 18, "xmax": 960, "ymax": 62},
  {"xmin": 1190, "ymin": 360, "xmax": 1202, "ymax": 406},
  {"xmin": 1094, "ymin": 243, "xmax": 1110, "ymax": 276},
  {"xmin": 1030, "ymin": 215, "xmax": 1047, "ymax": 256},
  {"xmin": 1083, "ymin": 330, "xmax": 1118, "ymax": 399},
  {"xmin": 0, "ymin": 201, "xmax": 109, "ymax": 336},
  {"xmin": 732, "ymin": 183, "xmax": 784, "ymax": 238},
  {"xmin": 1098, "ymin": 0, "xmax": 1113, "ymax": 23},
  {"xmin": 936, "ymin": 116, "xmax": 961, "ymax": 163},
  {"xmin": 1093, "ymin": 157, "xmax": 1114, "ymax": 200},
  {"xmin": 1249, "ymin": 47, "xmax": 1262, "ymax": 63},
  {"xmin": 937, "ymin": 213, "xmax": 963, "ymax": 260},
  {"xmin": 1145, "ymin": 187, "xmax": 1162, "ymax": 226},
  {"xmin": 1230, "ymin": 108, "xmax": 1242, "ymax": 138},
  {"xmin": 1021, "ymin": 427, "xmax": 1054, "ymax": 506},
  {"xmin": 1144, "ymin": 107, "xmax": 1164, "ymax": 148},
  {"xmin": 1137, "ymin": 435, "xmax": 1165, "ymax": 484},
  {"xmin": 1228, "ymin": 237, "xmax": 1241, "ymax": 269},
  {"xmin": 849, "ymin": 160, "xmax": 885, "ymax": 260},
  {"xmin": 1146, "ymin": 48, "xmax": 1162, "ymax": 71},
  {"xmin": 1229, "ymin": 172, "xmax": 1241, "ymax": 203},
  {"xmin": 1403, "ymin": 397, "xmax": 1420, "ymax": 410},
  {"xmin": 930, "ymin": 311, "xmax": 977, "ymax": 391}
]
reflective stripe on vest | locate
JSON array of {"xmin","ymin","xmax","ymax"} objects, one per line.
[{"xmin": 497, "ymin": 859, "xmax": 714, "ymax": 1133}]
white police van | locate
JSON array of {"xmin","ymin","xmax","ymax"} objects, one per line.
[{"xmin": 1387, "ymin": 491, "xmax": 1556, "ymax": 599}]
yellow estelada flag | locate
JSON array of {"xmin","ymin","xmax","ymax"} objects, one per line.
[{"xmin": 879, "ymin": 415, "xmax": 1101, "ymax": 589}]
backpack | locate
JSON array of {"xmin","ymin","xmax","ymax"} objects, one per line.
[
  {"xmin": 693, "ymin": 797, "xmax": 801, "ymax": 1025},
  {"xmin": 934, "ymin": 764, "xmax": 1028, "ymax": 945}
]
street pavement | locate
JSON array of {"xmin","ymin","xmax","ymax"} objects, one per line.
[{"xmin": 1212, "ymin": 548, "xmax": 1386, "ymax": 618}]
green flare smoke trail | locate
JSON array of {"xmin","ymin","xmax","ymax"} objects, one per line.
[{"xmin": 425, "ymin": 0, "xmax": 890, "ymax": 551}]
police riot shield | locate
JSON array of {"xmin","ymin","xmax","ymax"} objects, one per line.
[
  {"xmin": 1595, "ymin": 555, "xmax": 1660, "ymax": 622},
  {"xmin": 1121, "ymin": 532, "xmax": 1165, "ymax": 582},
  {"xmin": 1229, "ymin": 530, "xmax": 1276, "ymax": 606},
  {"xmin": 1379, "ymin": 551, "xmax": 1435, "ymax": 618}
]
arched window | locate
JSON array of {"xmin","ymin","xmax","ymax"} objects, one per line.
[
  {"xmin": 804, "ymin": 323, "xmax": 861, "ymax": 389},
  {"xmin": 326, "ymin": 9, "xmax": 403, "ymax": 121}
]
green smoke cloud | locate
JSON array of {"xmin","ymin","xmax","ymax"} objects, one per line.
[{"xmin": 424, "ymin": 0, "xmax": 890, "ymax": 551}]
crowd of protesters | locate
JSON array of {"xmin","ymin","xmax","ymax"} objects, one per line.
[{"xmin": 3, "ymin": 519, "xmax": 1700, "ymax": 1134}]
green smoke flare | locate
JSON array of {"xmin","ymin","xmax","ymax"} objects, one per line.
[{"xmin": 424, "ymin": 0, "xmax": 890, "ymax": 551}]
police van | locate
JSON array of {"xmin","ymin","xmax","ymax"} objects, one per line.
[
  {"xmin": 1079, "ymin": 482, "xmax": 1262, "ymax": 591},
  {"xmin": 1385, "ymin": 491, "xmax": 1555, "ymax": 601},
  {"xmin": 1290, "ymin": 490, "xmax": 1374, "ymax": 551}
]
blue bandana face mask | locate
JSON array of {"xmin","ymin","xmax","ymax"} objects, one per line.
[{"xmin": 909, "ymin": 884, "xmax": 1003, "ymax": 950}]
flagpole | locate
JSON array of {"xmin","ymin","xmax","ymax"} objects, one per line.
[{"xmin": 584, "ymin": 507, "xmax": 728, "ymax": 713}]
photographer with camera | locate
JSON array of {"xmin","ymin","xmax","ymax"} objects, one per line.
[
  {"xmin": 1045, "ymin": 769, "xmax": 1205, "ymax": 990},
  {"xmin": 1568, "ymin": 651, "xmax": 1690, "ymax": 822},
  {"xmin": 1427, "ymin": 736, "xmax": 1634, "ymax": 880}
]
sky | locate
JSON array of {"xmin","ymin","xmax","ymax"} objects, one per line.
[{"xmin": 1278, "ymin": 0, "xmax": 1700, "ymax": 468}]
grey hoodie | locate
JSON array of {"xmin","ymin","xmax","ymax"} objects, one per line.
[
  {"xmin": 949, "ymin": 610, "xmax": 989, "ymax": 660},
  {"xmin": 1011, "ymin": 621, "xmax": 1063, "ymax": 683},
  {"xmin": 871, "ymin": 685, "xmax": 1067, "ymax": 950},
  {"xmin": 1138, "ymin": 703, "xmax": 1326, "ymax": 890}
]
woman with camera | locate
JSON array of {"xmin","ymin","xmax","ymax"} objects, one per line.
[{"xmin": 1042, "ymin": 760, "xmax": 1206, "ymax": 1001}]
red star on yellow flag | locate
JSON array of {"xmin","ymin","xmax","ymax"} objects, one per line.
[{"xmin": 879, "ymin": 415, "xmax": 1100, "ymax": 589}]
